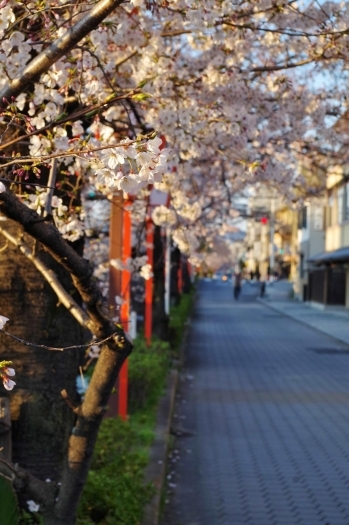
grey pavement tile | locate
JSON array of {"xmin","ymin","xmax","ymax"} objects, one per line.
[{"xmin": 161, "ymin": 282, "xmax": 349, "ymax": 525}]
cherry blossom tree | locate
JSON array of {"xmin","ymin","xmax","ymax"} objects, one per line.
[{"xmin": 0, "ymin": 0, "xmax": 349, "ymax": 522}]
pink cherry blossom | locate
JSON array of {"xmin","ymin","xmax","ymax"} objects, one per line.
[
  {"xmin": 0, "ymin": 315, "xmax": 9, "ymax": 329},
  {"xmin": 3, "ymin": 377, "xmax": 16, "ymax": 391}
]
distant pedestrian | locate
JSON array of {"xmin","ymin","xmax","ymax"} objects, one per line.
[
  {"xmin": 234, "ymin": 273, "xmax": 242, "ymax": 300},
  {"xmin": 260, "ymin": 281, "xmax": 266, "ymax": 297}
]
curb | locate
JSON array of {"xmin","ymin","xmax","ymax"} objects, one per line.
[
  {"xmin": 141, "ymin": 292, "xmax": 195, "ymax": 525},
  {"xmin": 257, "ymin": 297, "xmax": 349, "ymax": 348},
  {"xmin": 141, "ymin": 368, "xmax": 178, "ymax": 525}
]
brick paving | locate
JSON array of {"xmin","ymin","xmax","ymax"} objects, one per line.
[
  {"xmin": 161, "ymin": 279, "xmax": 349, "ymax": 525},
  {"xmin": 258, "ymin": 281, "xmax": 349, "ymax": 347}
]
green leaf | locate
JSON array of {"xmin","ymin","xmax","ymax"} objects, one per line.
[
  {"xmin": 84, "ymin": 109, "xmax": 99, "ymax": 118},
  {"xmin": 0, "ymin": 477, "xmax": 19, "ymax": 525},
  {"xmin": 0, "ymin": 361, "xmax": 12, "ymax": 369},
  {"xmin": 131, "ymin": 93, "xmax": 151, "ymax": 101},
  {"xmin": 137, "ymin": 79, "xmax": 148, "ymax": 89},
  {"xmin": 105, "ymin": 93, "xmax": 118, "ymax": 102},
  {"xmin": 54, "ymin": 112, "xmax": 68, "ymax": 122}
]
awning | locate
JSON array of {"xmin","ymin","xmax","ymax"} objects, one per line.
[{"xmin": 307, "ymin": 247, "xmax": 349, "ymax": 264}]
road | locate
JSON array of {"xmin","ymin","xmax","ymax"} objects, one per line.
[{"xmin": 161, "ymin": 279, "xmax": 349, "ymax": 525}]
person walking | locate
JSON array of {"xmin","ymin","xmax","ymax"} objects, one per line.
[
  {"xmin": 233, "ymin": 272, "xmax": 242, "ymax": 300},
  {"xmin": 260, "ymin": 280, "xmax": 266, "ymax": 297}
]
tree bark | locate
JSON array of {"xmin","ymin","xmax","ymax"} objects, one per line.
[
  {"xmin": 171, "ymin": 246, "xmax": 181, "ymax": 306},
  {"xmin": 0, "ymin": 0, "xmax": 124, "ymax": 102},
  {"xmin": 0, "ymin": 189, "xmax": 132, "ymax": 523},
  {"xmin": 152, "ymin": 226, "xmax": 169, "ymax": 340},
  {"xmin": 0, "ymin": 219, "xmax": 83, "ymax": 483}
]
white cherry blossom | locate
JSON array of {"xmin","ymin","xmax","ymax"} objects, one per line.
[
  {"xmin": 27, "ymin": 500, "xmax": 40, "ymax": 513},
  {"xmin": 0, "ymin": 315, "xmax": 9, "ymax": 329},
  {"xmin": 3, "ymin": 377, "xmax": 16, "ymax": 391},
  {"xmin": 139, "ymin": 263, "xmax": 153, "ymax": 280},
  {"xmin": 2, "ymin": 0, "xmax": 349, "ymax": 298}
]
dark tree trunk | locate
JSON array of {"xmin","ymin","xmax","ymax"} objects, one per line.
[
  {"xmin": 0, "ymin": 186, "xmax": 132, "ymax": 525},
  {"xmin": 181, "ymin": 256, "xmax": 192, "ymax": 294},
  {"xmin": 0, "ymin": 219, "xmax": 83, "ymax": 484},
  {"xmin": 170, "ymin": 246, "xmax": 181, "ymax": 306},
  {"xmin": 152, "ymin": 226, "xmax": 168, "ymax": 340}
]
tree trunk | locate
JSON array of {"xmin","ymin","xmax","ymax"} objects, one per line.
[
  {"xmin": 152, "ymin": 226, "xmax": 169, "ymax": 340},
  {"xmin": 181, "ymin": 256, "xmax": 192, "ymax": 294},
  {"xmin": 0, "ymin": 219, "xmax": 83, "ymax": 485},
  {"xmin": 171, "ymin": 246, "xmax": 181, "ymax": 306},
  {"xmin": 0, "ymin": 188, "xmax": 132, "ymax": 524}
]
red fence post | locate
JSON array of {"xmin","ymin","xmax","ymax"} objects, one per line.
[
  {"xmin": 144, "ymin": 218, "xmax": 154, "ymax": 346},
  {"xmin": 106, "ymin": 191, "xmax": 123, "ymax": 418},
  {"xmin": 118, "ymin": 198, "xmax": 132, "ymax": 420}
]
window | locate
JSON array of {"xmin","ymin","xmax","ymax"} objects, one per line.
[
  {"xmin": 313, "ymin": 206, "xmax": 324, "ymax": 231},
  {"xmin": 327, "ymin": 193, "xmax": 334, "ymax": 227},
  {"xmin": 298, "ymin": 206, "xmax": 307, "ymax": 229},
  {"xmin": 300, "ymin": 253, "xmax": 304, "ymax": 278},
  {"xmin": 345, "ymin": 182, "xmax": 349, "ymax": 220},
  {"xmin": 338, "ymin": 187, "xmax": 344, "ymax": 223}
]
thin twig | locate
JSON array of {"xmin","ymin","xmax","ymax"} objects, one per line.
[
  {"xmin": 0, "ymin": 178, "xmax": 56, "ymax": 190},
  {"xmin": 0, "ymin": 328, "xmax": 119, "ymax": 352},
  {"xmin": 0, "ymin": 89, "xmax": 138, "ymax": 152},
  {"xmin": 0, "ymin": 132, "xmax": 154, "ymax": 169},
  {"xmin": 44, "ymin": 158, "xmax": 58, "ymax": 216},
  {"xmin": 61, "ymin": 389, "xmax": 80, "ymax": 414}
]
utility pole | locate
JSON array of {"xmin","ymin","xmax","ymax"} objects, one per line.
[
  {"xmin": 164, "ymin": 228, "xmax": 171, "ymax": 316},
  {"xmin": 269, "ymin": 198, "xmax": 275, "ymax": 273}
]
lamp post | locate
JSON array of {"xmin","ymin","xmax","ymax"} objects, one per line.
[
  {"xmin": 269, "ymin": 199, "xmax": 275, "ymax": 274},
  {"xmin": 164, "ymin": 227, "xmax": 171, "ymax": 316}
]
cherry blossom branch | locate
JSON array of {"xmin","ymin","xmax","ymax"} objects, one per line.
[
  {"xmin": 249, "ymin": 57, "xmax": 317, "ymax": 73},
  {"xmin": 114, "ymin": 50, "xmax": 138, "ymax": 68},
  {"xmin": 0, "ymin": 89, "xmax": 139, "ymax": 152},
  {"xmin": 161, "ymin": 29, "xmax": 191, "ymax": 37},
  {"xmin": 45, "ymin": 159, "xmax": 58, "ymax": 216},
  {"xmin": 221, "ymin": 20, "xmax": 349, "ymax": 38},
  {"xmin": 0, "ymin": 179, "xmax": 56, "ymax": 190},
  {"xmin": 0, "ymin": 0, "xmax": 125, "ymax": 102},
  {"xmin": 0, "ymin": 132, "xmax": 154, "ymax": 169}
]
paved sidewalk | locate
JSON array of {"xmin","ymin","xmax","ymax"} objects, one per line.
[
  {"xmin": 258, "ymin": 280, "xmax": 349, "ymax": 347},
  {"xmin": 161, "ymin": 279, "xmax": 349, "ymax": 525}
]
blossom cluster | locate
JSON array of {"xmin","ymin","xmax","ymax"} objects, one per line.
[
  {"xmin": 94, "ymin": 136, "xmax": 170, "ymax": 193},
  {"xmin": 24, "ymin": 188, "xmax": 85, "ymax": 242},
  {"xmin": 1, "ymin": 0, "xmax": 349, "ymax": 283},
  {"xmin": 110, "ymin": 256, "xmax": 153, "ymax": 281}
]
